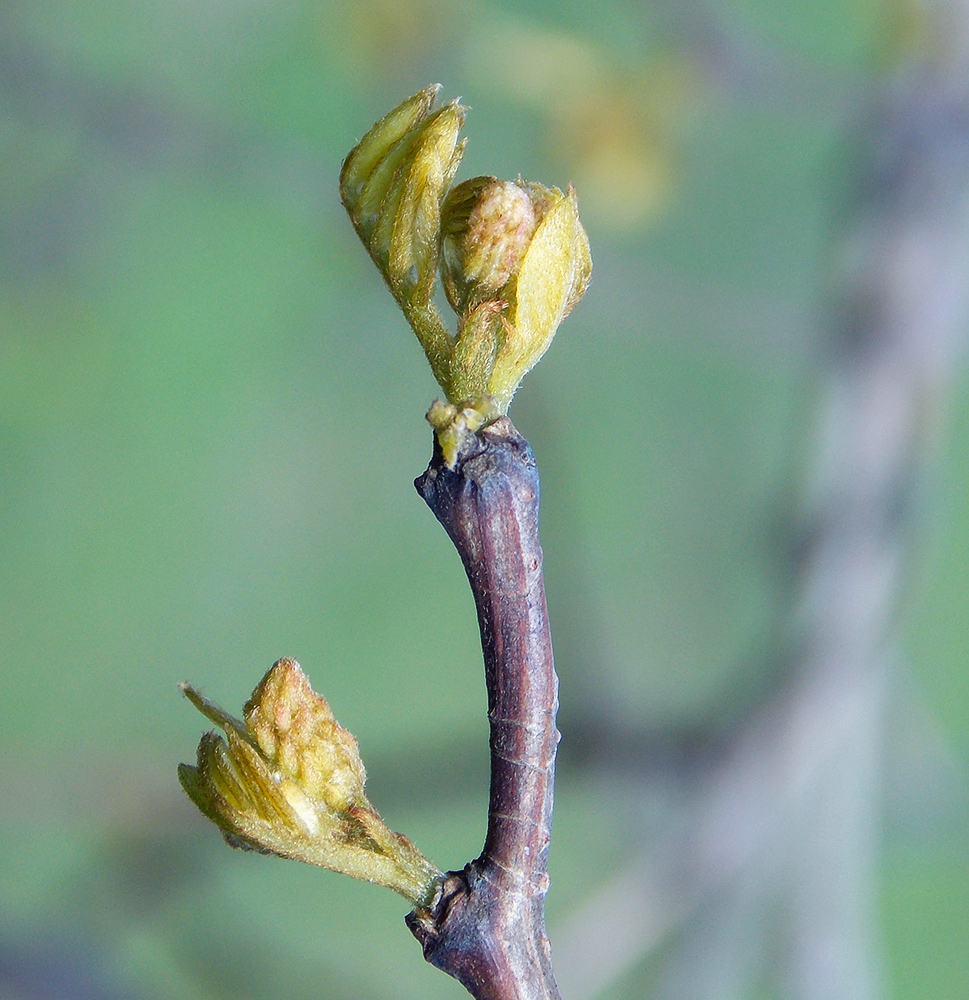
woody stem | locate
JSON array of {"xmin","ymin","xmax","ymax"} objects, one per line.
[{"xmin": 406, "ymin": 416, "xmax": 561, "ymax": 1000}]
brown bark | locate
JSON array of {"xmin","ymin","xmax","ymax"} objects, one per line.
[{"xmin": 406, "ymin": 416, "xmax": 562, "ymax": 1000}]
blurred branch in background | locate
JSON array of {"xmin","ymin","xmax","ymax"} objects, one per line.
[{"xmin": 553, "ymin": 1, "xmax": 969, "ymax": 997}]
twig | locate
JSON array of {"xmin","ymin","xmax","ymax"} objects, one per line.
[{"xmin": 406, "ymin": 416, "xmax": 562, "ymax": 1000}]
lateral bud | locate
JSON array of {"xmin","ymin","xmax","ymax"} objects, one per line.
[{"xmin": 178, "ymin": 657, "xmax": 442, "ymax": 905}]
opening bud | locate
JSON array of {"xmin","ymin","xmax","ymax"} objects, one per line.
[
  {"xmin": 441, "ymin": 177, "xmax": 539, "ymax": 313},
  {"xmin": 178, "ymin": 658, "xmax": 442, "ymax": 906},
  {"xmin": 340, "ymin": 86, "xmax": 592, "ymax": 427},
  {"xmin": 340, "ymin": 84, "xmax": 466, "ymax": 394},
  {"xmin": 441, "ymin": 177, "xmax": 591, "ymax": 411}
]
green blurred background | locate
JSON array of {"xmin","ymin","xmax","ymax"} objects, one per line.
[{"xmin": 2, "ymin": 0, "xmax": 967, "ymax": 997}]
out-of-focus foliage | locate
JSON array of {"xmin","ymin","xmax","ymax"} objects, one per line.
[{"xmin": 1, "ymin": 1, "xmax": 967, "ymax": 999}]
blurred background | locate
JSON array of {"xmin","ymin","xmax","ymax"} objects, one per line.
[{"xmin": 2, "ymin": 0, "xmax": 968, "ymax": 998}]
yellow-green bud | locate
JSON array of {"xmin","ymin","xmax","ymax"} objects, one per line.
[
  {"xmin": 340, "ymin": 86, "xmax": 592, "ymax": 428},
  {"xmin": 178, "ymin": 658, "xmax": 442, "ymax": 906},
  {"xmin": 441, "ymin": 177, "xmax": 539, "ymax": 313},
  {"xmin": 340, "ymin": 84, "xmax": 466, "ymax": 395},
  {"xmin": 441, "ymin": 177, "xmax": 592, "ymax": 411}
]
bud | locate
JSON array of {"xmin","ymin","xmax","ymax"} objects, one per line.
[
  {"xmin": 425, "ymin": 395, "xmax": 501, "ymax": 469},
  {"xmin": 340, "ymin": 85, "xmax": 466, "ymax": 396},
  {"xmin": 487, "ymin": 183, "xmax": 592, "ymax": 410},
  {"xmin": 178, "ymin": 658, "xmax": 442, "ymax": 906},
  {"xmin": 441, "ymin": 177, "xmax": 538, "ymax": 312},
  {"xmin": 442, "ymin": 177, "xmax": 592, "ymax": 411},
  {"xmin": 340, "ymin": 86, "xmax": 592, "ymax": 426}
]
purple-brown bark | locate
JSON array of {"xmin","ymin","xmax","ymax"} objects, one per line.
[{"xmin": 406, "ymin": 416, "xmax": 562, "ymax": 1000}]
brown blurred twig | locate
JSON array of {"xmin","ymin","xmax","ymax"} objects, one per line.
[{"xmin": 553, "ymin": 3, "xmax": 969, "ymax": 997}]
